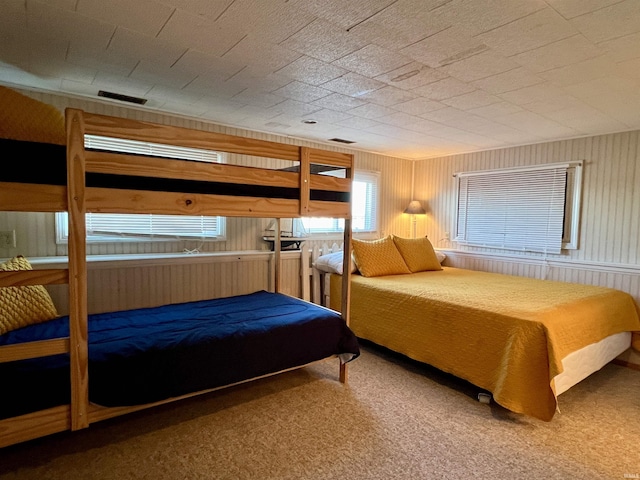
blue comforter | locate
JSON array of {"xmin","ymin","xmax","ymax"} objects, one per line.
[{"xmin": 0, "ymin": 291, "xmax": 359, "ymax": 418}]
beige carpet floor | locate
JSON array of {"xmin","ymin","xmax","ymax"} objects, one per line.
[{"xmin": 0, "ymin": 341, "xmax": 638, "ymax": 480}]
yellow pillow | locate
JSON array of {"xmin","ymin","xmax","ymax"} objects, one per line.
[
  {"xmin": 392, "ymin": 235, "xmax": 442, "ymax": 273},
  {"xmin": 0, "ymin": 256, "xmax": 59, "ymax": 335},
  {"xmin": 351, "ymin": 236, "xmax": 410, "ymax": 277}
]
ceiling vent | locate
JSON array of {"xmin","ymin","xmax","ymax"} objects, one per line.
[
  {"xmin": 328, "ymin": 138, "xmax": 356, "ymax": 144},
  {"xmin": 98, "ymin": 90, "xmax": 147, "ymax": 105}
]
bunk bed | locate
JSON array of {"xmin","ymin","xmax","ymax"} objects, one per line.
[
  {"xmin": 0, "ymin": 89, "xmax": 359, "ymax": 448},
  {"xmin": 321, "ymin": 236, "xmax": 640, "ymax": 421}
]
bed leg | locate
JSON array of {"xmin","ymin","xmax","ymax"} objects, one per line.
[
  {"xmin": 477, "ymin": 393, "xmax": 492, "ymax": 404},
  {"xmin": 339, "ymin": 362, "xmax": 348, "ymax": 384}
]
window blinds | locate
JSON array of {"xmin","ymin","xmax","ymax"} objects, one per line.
[
  {"xmin": 57, "ymin": 136, "xmax": 225, "ymax": 242},
  {"xmin": 455, "ymin": 164, "xmax": 570, "ymax": 254}
]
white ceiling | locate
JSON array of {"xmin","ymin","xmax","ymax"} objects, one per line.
[{"xmin": 2, "ymin": 0, "xmax": 640, "ymax": 160}]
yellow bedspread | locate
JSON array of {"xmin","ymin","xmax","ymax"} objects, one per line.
[{"xmin": 330, "ymin": 267, "xmax": 640, "ymax": 421}]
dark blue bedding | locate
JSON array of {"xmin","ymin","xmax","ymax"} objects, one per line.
[{"xmin": 0, "ymin": 291, "xmax": 359, "ymax": 419}]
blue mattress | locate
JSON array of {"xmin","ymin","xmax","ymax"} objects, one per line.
[{"xmin": 0, "ymin": 291, "xmax": 359, "ymax": 419}]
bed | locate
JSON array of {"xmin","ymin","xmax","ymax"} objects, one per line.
[
  {"xmin": 323, "ymin": 235, "xmax": 640, "ymax": 421},
  {"xmin": 0, "ymin": 87, "xmax": 359, "ymax": 447}
]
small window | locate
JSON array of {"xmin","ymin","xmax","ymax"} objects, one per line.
[
  {"xmin": 55, "ymin": 136, "xmax": 226, "ymax": 243},
  {"xmin": 300, "ymin": 170, "xmax": 379, "ymax": 234},
  {"xmin": 454, "ymin": 162, "xmax": 582, "ymax": 254}
]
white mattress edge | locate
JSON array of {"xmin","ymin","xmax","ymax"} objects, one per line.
[{"xmin": 554, "ymin": 331, "xmax": 631, "ymax": 396}]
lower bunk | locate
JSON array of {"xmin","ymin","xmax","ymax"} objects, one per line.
[{"xmin": 0, "ymin": 290, "xmax": 360, "ymax": 447}]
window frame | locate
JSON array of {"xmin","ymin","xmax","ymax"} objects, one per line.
[
  {"xmin": 453, "ymin": 161, "xmax": 583, "ymax": 254},
  {"xmin": 299, "ymin": 170, "xmax": 380, "ymax": 236}
]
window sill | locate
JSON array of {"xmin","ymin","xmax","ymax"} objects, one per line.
[{"xmin": 28, "ymin": 250, "xmax": 301, "ymax": 270}]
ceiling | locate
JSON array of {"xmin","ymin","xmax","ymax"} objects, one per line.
[{"xmin": 2, "ymin": 0, "xmax": 640, "ymax": 160}]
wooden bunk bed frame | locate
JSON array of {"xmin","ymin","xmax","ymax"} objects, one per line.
[{"xmin": 0, "ymin": 108, "xmax": 355, "ymax": 448}]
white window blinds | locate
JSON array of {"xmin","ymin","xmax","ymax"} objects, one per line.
[
  {"xmin": 56, "ymin": 136, "xmax": 225, "ymax": 243},
  {"xmin": 455, "ymin": 163, "xmax": 581, "ymax": 254}
]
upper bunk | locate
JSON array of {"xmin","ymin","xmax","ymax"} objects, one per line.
[{"xmin": 0, "ymin": 109, "xmax": 353, "ymax": 220}]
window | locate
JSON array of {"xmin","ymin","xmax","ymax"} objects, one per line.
[
  {"xmin": 454, "ymin": 162, "xmax": 582, "ymax": 254},
  {"xmin": 55, "ymin": 135, "xmax": 226, "ymax": 243},
  {"xmin": 300, "ymin": 170, "xmax": 379, "ymax": 234}
]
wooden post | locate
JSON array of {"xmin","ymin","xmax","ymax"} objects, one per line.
[
  {"xmin": 65, "ymin": 108, "xmax": 89, "ymax": 430},
  {"xmin": 274, "ymin": 218, "xmax": 281, "ymax": 294}
]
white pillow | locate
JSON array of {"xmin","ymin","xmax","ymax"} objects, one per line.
[
  {"xmin": 436, "ymin": 251, "xmax": 446, "ymax": 264},
  {"xmin": 313, "ymin": 251, "xmax": 357, "ymax": 275}
]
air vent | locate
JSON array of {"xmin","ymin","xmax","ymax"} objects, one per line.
[
  {"xmin": 328, "ymin": 138, "xmax": 356, "ymax": 144},
  {"xmin": 98, "ymin": 90, "xmax": 147, "ymax": 105}
]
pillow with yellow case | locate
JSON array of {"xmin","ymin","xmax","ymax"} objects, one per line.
[
  {"xmin": 392, "ymin": 235, "xmax": 442, "ymax": 273},
  {"xmin": 351, "ymin": 236, "xmax": 410, "ymax": 277},
  {"xmin": 0, "ymin": 256, "xmax": 59, "ymax": 335}
]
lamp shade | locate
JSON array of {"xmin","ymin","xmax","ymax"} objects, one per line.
[{"xmin": 403, "ymin": 200, "xmax": 426, "ymax": 215}]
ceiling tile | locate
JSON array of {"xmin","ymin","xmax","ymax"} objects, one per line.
[
  {"xmin": 224, "ymin": 68, "xmax": 292, "ymax": 91},
  {"xmin": 334, "ymin": 116, "xmax": 381, "ymax": 129},
  {"xmin": 437, "ymin": 0, "xmax": 548, "ymax": 36},
  {"xmin": 272, "ymin": 81, "xmax": 332, "ymax": 103},
  {"xmin": 287, "ymin": 0, "xmax": 399, "ymax": 30},
  {"xmin": 440, "ymin": 50, "xmax": 520, "ymax": 82},
  {"xmin": 498, "ymin": 82, "xmax": 570, "ymax": 106},
  {"xmin": 279, "ymin": 19, "xmax": 368, "ymax": 63},
  {"xmin": 129, "ymin": 61, "xmax": 198, "ymax": 89},
  {"xmin": 320, "ymin": 72, "xmax": 385, "ymax": 97},
  {"xmin": 108, "ymin": 28, "xmax": 187, "ymax": 68},
  {"xmin": 492, "ymin": 110, "xmax": 579, "ymax": 138},
  {"xmin": 310, "ymin": 92, "xmax": 368, "ymax": 111},
  {"xmin": 537, "ymin": 56, "xmax": 619, "ymax": 86},
  {"xmin": 214, "ymin": 0, "xmax": 316, "ymax": 44},
  {"xmin": 475, "ymin": 7, "xmax": 577, "ymax": 57},
  {"xmin": 331, "ymin": 44, "xmax": 413, "ymax": 78},
  {"xmin": 569, "ymin": 0, "xmax": 640, "ymax": 43},
  {"xmin": 541, "ymin": 104, "xmax": 628, "ymax": 133},
  {"xmin": 170, "ymin": 50, "xmax": 245, "ymax": 82},
  {"xmin": 400, "ymin": 25, "xmax": 488, "ymax": 68},
  {"xmin": 182, "ymin": 76, "xmax": 246, "ymax": 99},
  {"xmin": 230, "ymin": 88, "xmax": 285, "ymax": 108},
  {"xmin": 222, "ymin": 35, "xmax": 302, "ymax": 75},
  {"xmin": 597, "ymin": 32, "xmax": 640, "ymax": 63},
  {"xmin": 374, "ymin": 62, "xmax": 448, "ymax": 90},
  {"xmin": 156, "ymin": 9, "xmax": 246, "ymax": 57},
  {"xmin": 545, "ymin": 0, "xmax": 621, "ymax": 20},
  {"xmin": 471, "ymin": 67, "xmax": 544, "ymax": 94},
  {"xmin": 358, "ymin": 86, "xmax": 418, "ymax": 106},
  {"xmin": 275, "ymin": 56, "xmax": 347, "ymax": 86},
  {"xmin": 393, "ymin": 97, "xmax": 447, "ymax": 116},
  {"xmin": 77, "ymin": 0, "xmax": 173, "ymax": 36},
  {"xmin": 298, "ymin": 108, "xmax": 353, "ymax": 124},
  {"xmin": 164, "ymin": 0, "xmax": 235, "ymax": 19},
  {"xmin": 411, "ymin": 77, "xmax": 475, "ymax": 100},
  {"xmin": 376, "ymin": 112, "xmax": 424, "ymax": 127},
  {"xmin": 347, "ymin": 103, "xmax": 398, "ymax": 119},
  {"xmin": 617, "ymin": 57, "xmax": 640, "ymax": 82},
  {"xmin": 440, "ymin": 90, "xmax": 501, "ymax": 110},
  {"xmin": 28, "ymin": 0, "xmax": 115, "ymax": 47},
  {"xmin": 511, "ymin": 34, "xmax": 603, "ymax": 72},
  {"xmin": 265, "ymin": 99, "xmax": 322, "ymax": 117}
]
